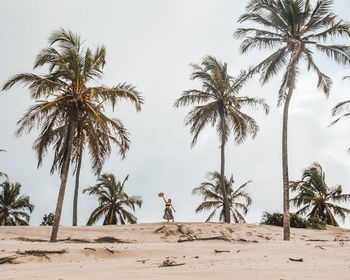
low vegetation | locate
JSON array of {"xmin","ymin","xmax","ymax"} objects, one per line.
[{"xmin": 261, "ymin": 212, "xmax": 326, "ymax": 230}]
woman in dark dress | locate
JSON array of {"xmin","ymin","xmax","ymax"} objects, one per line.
[{"xmin": 161, "ymin": 196, "xmax": 176, "ymax": 223}]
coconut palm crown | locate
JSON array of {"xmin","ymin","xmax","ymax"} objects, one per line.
[
  {"xmin": 2, "ymin": 28, "xmax": 143, "ymax": 241},
  {"xmin": 0, "ymin": 181, "xmax": 34, "ymax": 226},
  {"xmin": 192, "ymin": 171, "xmax": 252, "ymax": 223},
  {"xmin": 83, "ymin": 173, "xmax": 143, "ymax": 225},
  {"xmin": 330, "ymin": 76, "xmax": 350, "ymax": 145},
  {"xmin": 290, "ymin": 162, "xmax": 350, "ymax": 226},
  {"xmin": 235, "ymin": 0, "xmax": 350, "ymax": 240},
  {"xmin": 0, "ymin": 150, "xmax": 7, "ymax": 180},
  {"xmin": 175, "ymin": 56, "xmax": 268, "ymax": 223}
]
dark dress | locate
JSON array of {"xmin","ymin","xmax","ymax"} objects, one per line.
[{"xmin": 163, "ymin": 204, "xmax": 174, "ymax": 220}]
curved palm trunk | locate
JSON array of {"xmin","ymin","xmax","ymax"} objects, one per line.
[
  {"xmin": 282, "ymin": 47, "xmax": 300, "ymax": 241},
  {"xmin": 220, "ymin": 113, "xmax": 230, "ymax": 223},
  {"xmin": 50, "ymin": 121, "xmax": 76, "ymax": 242},
  {"xmin": 72, "ymin": 150, "xmax": 82, "ymax": 226}
]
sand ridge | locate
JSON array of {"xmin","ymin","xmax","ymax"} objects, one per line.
[{"xmin": 1, "ymin": 223, "xmax": 350, "ymax": 279}]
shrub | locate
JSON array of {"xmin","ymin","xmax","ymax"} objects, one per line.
[
  {"xmin": 40, "ymin": 213, "xmax": 55, "ymax": 226},
  {"xmin": 261, "ymin": 212, "xmax": 308, "ymax": 228},
  {"xmin": 307, "ymin": 217, "xmax": 326, "ymax": 230},
  {"xmin": 290, "ymin": 213, "xmax": 308, "ymax": 228},
  {"xmin": 261, "ymin": 212, "xmax": 284, "ymax": 226}
]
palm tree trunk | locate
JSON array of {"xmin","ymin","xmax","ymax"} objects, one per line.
[
  {"xmin": 282, "ymin": 87, "xmax": 293, "ymax": 241},
  {"xmin": 50, "ymin": 121, "xmax": 75, "ymax": 242},
  {"xmin": 72, "ymin": 150, "xmax": 82, "ymax": 226},
  {"xmin": 282, "ymin": 47, "xmax": 300, "ymax": 241},
  {"xmin": 220, "ymin": 114, "xmax": 230, "ymax": 223}
]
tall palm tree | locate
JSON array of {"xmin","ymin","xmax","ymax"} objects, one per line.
[
  {"xmin": 174, "ymin": 56, "xmax": 269, "ymax": 222},
  {"xmin": 235, "ymin": 0, "xmax": 350, "ymax": 240},
  {"xmin": 70, "ymin": 111, "xmax": 124, "ymax": 227},
  {"xmin": 290, "ymin": 162, "xmax": 350, "ymax": 226},
  {"xmin": 0, "ymin": 181, "xmax": 34, "ymax": 226},
  {"xmin": 2, "ymin": 29, "xmax": 143, "ymax": 241},
  {"xmin": 192, "ymin": 171, "xmax": 252, "ymax": 222},
  {"xmin": 83, "ymin": 173, "xmax": 142, "ymax": 225}
]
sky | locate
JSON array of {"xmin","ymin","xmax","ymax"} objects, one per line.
[{"xmin": 1, "ymin": 0, "xmax": 350, "ymax": 228}]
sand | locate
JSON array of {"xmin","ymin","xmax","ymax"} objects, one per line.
[{"xmin": 1, "ymin": 222, "xmax": 350, "ymax": 280}]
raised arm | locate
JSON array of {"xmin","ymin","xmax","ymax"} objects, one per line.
[{"xmin": 162, "ymin": 196, "xmax": 167, "ymax": 203}]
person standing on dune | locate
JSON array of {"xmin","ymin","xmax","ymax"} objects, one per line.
[{"xmin": 158, "ymin": 193, "xmax": 176, "ymax": 222}]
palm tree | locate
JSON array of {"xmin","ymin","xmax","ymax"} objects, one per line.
[
  {"xmin": 2, "ymin": 29, "xmax": 143, "ymax": 241},
  {"xmin": 83, "ymin": 173, "xmax": 142, "ymax": 225},
  {"xmin": 290, "ymin": 162, "xmax": 350, "ymax": 226},
  {"xmin": 0, "ymin": 181, "xmax": 34, "ymax": 226},
  {"xmin": 174, "ymin": 56, "xmax": 268, "ymax": 223},
  {"xmin": 330, "ymin": 76, "xmax": 350, "ymax": 139},
  {"xmin": 192, "ymin": 171, "xmax": 252, "ymax": 222},
  {"xmin": 235, "ymin": 0, "xmax": 350, "ymax": 240},
  {"xmin": 70, "ymin": 111, "xmax": 127, "ymax": 227},
  {"xmin": 0, "ymin": 149, "xmax": 8, "ymax": 180}
]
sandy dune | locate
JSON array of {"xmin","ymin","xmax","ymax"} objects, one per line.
[{"xmin": 1, "ymin": 223, "xmax": 350, "ymax": 280}]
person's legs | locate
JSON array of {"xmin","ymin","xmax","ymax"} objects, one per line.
[{"xmin": 166, "ymin": 210, "xmax": 170, "ymax": 223}]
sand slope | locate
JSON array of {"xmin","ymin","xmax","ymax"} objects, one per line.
[{"xmin": 1, "ymin": 223, "xmax": 350, "ymax": 280}]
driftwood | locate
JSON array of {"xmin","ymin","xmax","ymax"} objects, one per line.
[
  {"xmin": 16, "ymin": 249, "xmax": 66, "ymax": 258},
  {"xmin": 84, "ymin": 247, "xmax": 96, "ymax": 251},
  {"xmin": 0, "ymin": 250, "xmax": 66, "ymax": 265},
  {"xmin": 58, "ymin": 237, "xmax": 90, "ymax": 243},
  {"xmin": 13, "ymin": 237, "xmax": 47, "ymax": 243},
  {"xmin": 95, "ymin": 236, "xmax": 129, "ymax": 243},
  {"xmin": 214, "ymin": 249, "xmax": 230, "ymax": 254},
  {"xmin": 289, "ymin": 258, "xmax": 303, "ymax": 262},
  {"xmin": 159, "ymin": 259, "xmax": 185, "ymax": 267},
  {"xmin": 136, "ymin": 258, "xmax": 149, "ymax": 263},
  {"xmin": 155, "ymin": 226, "xmax": 166, "ymax": 233},
  {"xmin": 178, "ymin": 236, "xmax": 231, "ymax": 243},
  {"xmin": 306, "ymin": 239, "xmax": 328, "ymax": 242},
  {"xmin": 105, "ymin": 248, "xmax": 114, "ymax": 254},
  {"xmin": 237, "ymin": 238, "xmax": 258, "ymax": 243},
  {"xmin": 315, "ymin": 245, "xmax": 325, "ymax": 250},
  {"xmin": 0, "ymin": 256, "xmax": 16, "ymax": 264}
]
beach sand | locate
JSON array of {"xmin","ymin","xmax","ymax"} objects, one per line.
[{"xmin": 1, "ymin": 222, "xmax": 349, "ymax": 280}]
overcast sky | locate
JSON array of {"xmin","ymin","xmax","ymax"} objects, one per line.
[{"xmin": 1, "ymin": 0, "xmax": 350, "ymax": 228}]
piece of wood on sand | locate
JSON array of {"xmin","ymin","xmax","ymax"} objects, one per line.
[
  {"xmin": 159, "ymin": 259, "xmax": 185, "ymax": 267},
  {"xmin": 136, "ymin": 259, "xmax": 149, "ymax": 263},
  {"xmin": 178, "ymin": 236, "xmax": 231, "ymax": 243},
  {"xmin": 84, "ymin": 247, "xmax": 96, "ymax": 251},
  {"xmin": 16, "ymin": 249, "xmax": 67, "ymax": 260},
  {"xmin": 0, "ymin": 256, "xmax": 17, "ymax": 265},
  {"xmin": 105, "ymin": 248, "xmax": 114, "ymax": 254},
  {"xmin": 95, "ymin": 236, "xmax": 129, "ymax": 243},
  {"xmin": 289, "ymin": 258, "xmax": 303, "ymax": 262},
  {"xmin": 214, "ymin": 249, "xmax": 230, "ymax": 254}
]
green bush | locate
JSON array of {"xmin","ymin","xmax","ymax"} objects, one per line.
[
  {"xmin": 40, "ymin": 213, "xmax": 55, "ymax": 226},
  {"xmin": 261, "ymin": 212, "xmax": 308, "ymax": 228},
  {"xmin": 261, "ymin": 212, "xmax": 284, "ymax": 226},
  {"xmin": 290, "ymin": 213, "xmax": 309, "ymax": 228},
  {"xmin": 307, "ymin": 217, "xmax": 326, "ymax": 230}
]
